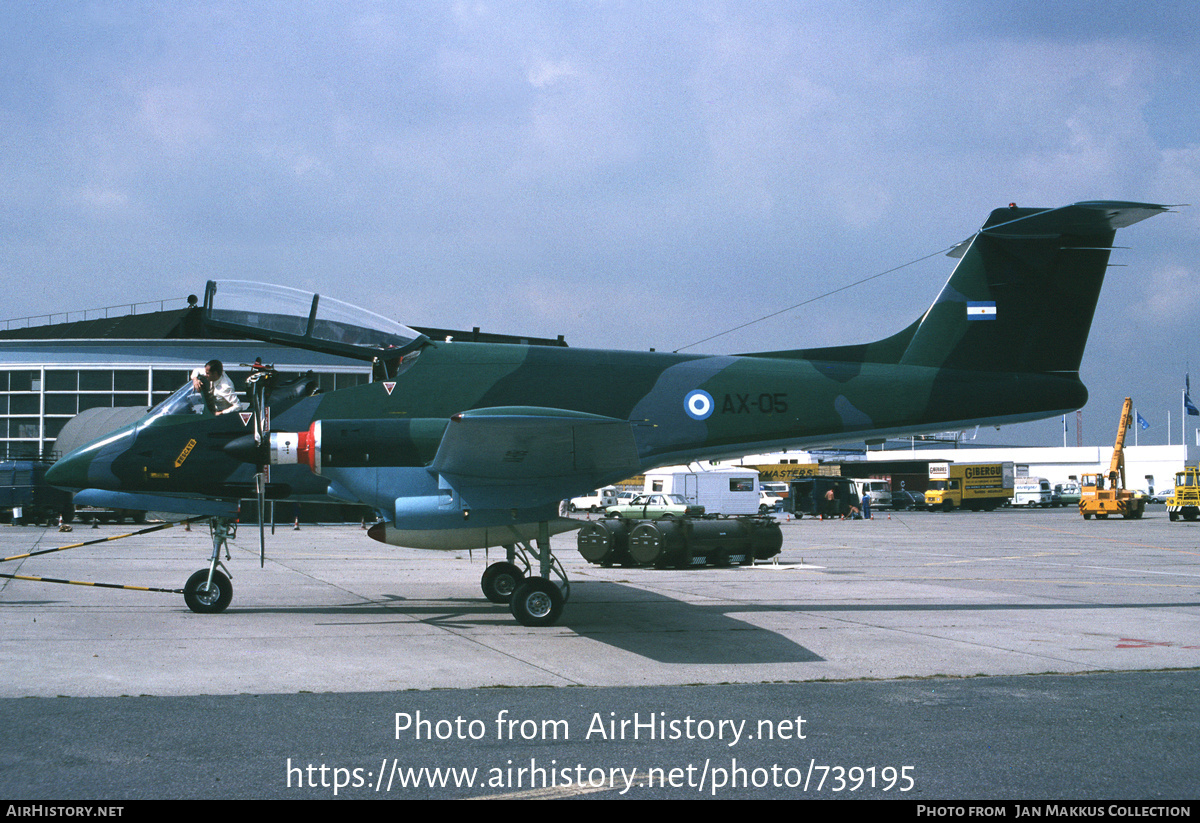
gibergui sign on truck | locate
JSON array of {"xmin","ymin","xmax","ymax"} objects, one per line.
[{"xmin": 925, "ymin": 462, "xmax": 1015, "ymax": 512}]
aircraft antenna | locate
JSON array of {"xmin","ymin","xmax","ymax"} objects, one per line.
[{"xmin": 672, "ymin": 244, "xmax": 957, "ymax": 353}]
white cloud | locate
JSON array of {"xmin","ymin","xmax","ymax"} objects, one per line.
[
  {"xmin": 526, "ymin": 60, "xmax": 579, "ymax": 89},
  {"xmin": 1133, "ymin": 264, "xmax": 1200, "ymax": 327}
]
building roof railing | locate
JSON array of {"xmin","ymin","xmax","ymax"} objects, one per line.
[{"xmin": 1, "ymin": 298, "xmax": 193, "ymax": 332}]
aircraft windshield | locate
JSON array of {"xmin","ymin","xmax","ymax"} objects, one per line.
[
  {"xmin": 204, "ymin": 281, "xmax": 425, "ymax": 359},
  {"xmin": 145, "ymin": 381, "xmax": 213, "ymax": 422}
]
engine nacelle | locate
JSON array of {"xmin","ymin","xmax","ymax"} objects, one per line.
[{"xmin": 268, "ymin": 418, "xmax": 448, "ymax": 473}]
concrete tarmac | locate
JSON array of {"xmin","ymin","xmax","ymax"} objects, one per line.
[{"xmin": 1, "ymin": 507, "xmax": 1197, "ymax": 798}]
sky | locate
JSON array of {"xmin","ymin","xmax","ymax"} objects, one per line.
[{"xmin": 2, "ymin": 1, "xmax": 1198, "ymax": 448}]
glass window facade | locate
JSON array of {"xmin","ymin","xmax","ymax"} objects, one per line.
[{"xmin": 1, "ymin": 364, "xmax": 370, "ymax": 460}]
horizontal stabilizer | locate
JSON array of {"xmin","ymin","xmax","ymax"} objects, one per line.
[{"xmin": 979, "ymin": 201, "xmax": 1169, "ymax": 236}]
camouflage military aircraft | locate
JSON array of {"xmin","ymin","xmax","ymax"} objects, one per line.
[{"xmin": 46, "ymin": 200, "xmax": 1169, "ymax": 625}]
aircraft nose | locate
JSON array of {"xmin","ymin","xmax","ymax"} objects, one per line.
[
  {"xmin": 46, "ymin": 426, "xmax": 135, "ymax": 490},
  {"xmin": 45, "ymin": 450, "xmax": 87, "ymax": 489}
]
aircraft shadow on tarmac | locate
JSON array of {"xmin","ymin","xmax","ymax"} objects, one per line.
[
  {"xmin": 209, "ymin": 580, "xmax": 822, "ymax": 665},
  {"xmin": 191, "ymin": 571, "xmax": 1200, "ymax": 665}
]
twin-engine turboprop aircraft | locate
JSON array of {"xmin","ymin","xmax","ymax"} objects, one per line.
[{"xmin": 46, "ymin": 201, "xmax": 1170, "ymax": 625}]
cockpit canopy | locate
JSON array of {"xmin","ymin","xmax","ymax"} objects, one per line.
[{"xmin": 203, "ymin": 280, "xmax": 427, "ymax": 361}]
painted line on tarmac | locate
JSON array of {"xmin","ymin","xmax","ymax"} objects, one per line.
[{"xmin": 1022, "ymin": 522, "xmax": 1200, "ymax": 557}]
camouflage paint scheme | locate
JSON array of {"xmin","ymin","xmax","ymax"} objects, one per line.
[{"xmin": 48, "ymin": 201, "xmax": 1168, "ymax": 553}]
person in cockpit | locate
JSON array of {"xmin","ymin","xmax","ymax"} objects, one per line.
[{"xmin": 191, "ymin": 359, "xmax": 239, "ymax": 415}]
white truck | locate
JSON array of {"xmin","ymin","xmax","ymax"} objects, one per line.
[
  {"xmin": 569, "ymin": 487, "xmax": 618, "ymax": 512},
  {"xmin": 644, "ymin": 468, "xmax": 765, "ymax": 515}
]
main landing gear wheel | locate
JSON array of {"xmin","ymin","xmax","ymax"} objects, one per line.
[
  {"xmin": 509, "ymin": 578, "xmax": 565, "ymax": 627},
  {"xmin": 184, "ymin": 569, "xmax": 233, "ymax": 614},
  {"xmin": 481, "ymin": 562, "xmax": 525, "ymax": 604}
]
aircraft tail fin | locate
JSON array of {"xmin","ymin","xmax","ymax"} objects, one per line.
[
  {"xmin": 896, "ymin": 201, "xmax": 1167, "ymax": 374},
  {"xmin": 753, "ymin": 201, "xmax": 1168, "ymax": 374}
]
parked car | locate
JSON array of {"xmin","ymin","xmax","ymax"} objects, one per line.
[
  {"xmin": 890, "ymin": 490, "xmax": 926, "ymax": 511},
  {"xmin": 606, "ymin": 493, "xmax": 705, "ymax": 520},
  {"xmin": 1055, "ymin": 482, "xmax": 1082, "ymax": 506},
  {"xmin": 759, "ymin": 489, "xmax": 783, "ymax": 513}
]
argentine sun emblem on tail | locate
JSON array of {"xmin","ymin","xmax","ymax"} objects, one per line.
[{"xmin": 966, "ymin": 301, "xmax": 997, "ymax": 320}]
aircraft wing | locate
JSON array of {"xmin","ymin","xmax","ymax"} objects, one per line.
[{"xmin": 430, "ymin": 406, "xmax": 642, "ymax": 489}]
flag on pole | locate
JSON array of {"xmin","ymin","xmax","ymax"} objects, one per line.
[
  {"xmin": 1137, "ymin": 412, "xmax": 1149, "ymax": 430},
  {"xmin": 1187, "ymin": 374, "xmax": 1199, "ymax": 416}
]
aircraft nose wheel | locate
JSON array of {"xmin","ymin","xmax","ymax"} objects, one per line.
[
  {"xmin": 480, "ymin": 562, "xmax": 525, "ymax": 604},
  {"xmin": 183, "ymin": 569, "xmax": 233, "ymax": 614},
  {"xmin": 509, "ymin": 578, "xmax": 565, "ymax": 627}
]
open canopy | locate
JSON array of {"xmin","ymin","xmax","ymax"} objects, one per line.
[{"xmin": 202, "ymin": 280, "xmax": 428, "ymax": 361}]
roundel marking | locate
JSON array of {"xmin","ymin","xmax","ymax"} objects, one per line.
[{"xmin": 684, "ymin": 389, "xmax": 714, "ymax": 420}]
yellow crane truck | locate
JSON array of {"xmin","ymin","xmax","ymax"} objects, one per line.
[{"xmin": 1079, "ymin": 397, "xmax": 1146, "ymax": 520}]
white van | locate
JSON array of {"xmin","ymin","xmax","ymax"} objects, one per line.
[
  {"xmin": 855, "ymin": 480, "xmax": 893, "ymax": 510},
  {"xmin": 1012, "ymin": 477, "xmax": 1052, "ymax": 507}
]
